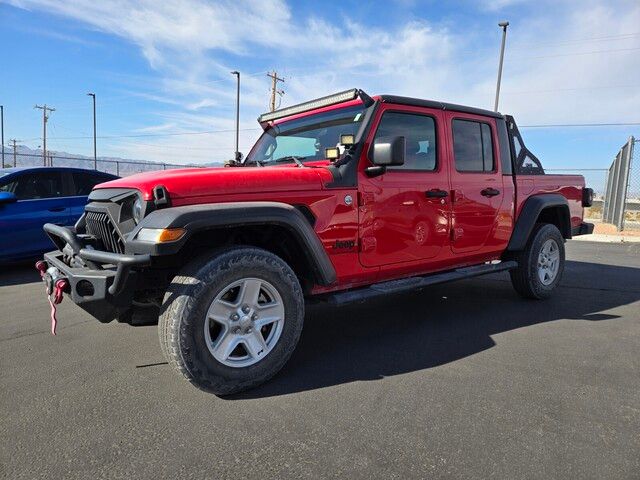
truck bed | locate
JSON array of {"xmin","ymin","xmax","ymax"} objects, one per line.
[{"xmin": 516, "ymin": 174, "xmax": 585, "ymax": 230}]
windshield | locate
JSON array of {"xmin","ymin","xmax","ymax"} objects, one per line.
[{"xmin": 246, "ymin": 105, "xmax": 365, "ymax": 166}]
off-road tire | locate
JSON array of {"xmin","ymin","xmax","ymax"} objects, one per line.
[
  {"xmin": 158, "ymin": 247, "xmax": 304, "ymax": 395},
  {"xmin": 509, "ymin": 223, "xmax": 565, "ymax": 299}
]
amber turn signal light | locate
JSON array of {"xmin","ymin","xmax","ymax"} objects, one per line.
[{"xmin": 136, "ymin": 227, "xmax": 186, "ymax": 243}]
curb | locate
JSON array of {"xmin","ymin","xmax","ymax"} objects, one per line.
[{"xmin": 571, "ymin": 234, "xmax": 640, "ymax": 244}]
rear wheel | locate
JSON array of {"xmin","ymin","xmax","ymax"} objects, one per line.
[
  {"xmin": 509, "ymin": 223, "xmax": 565, "ymax": 299},
  {"xmin": 159, "ymin": 247, "xmax": 304, "ymax": 395}
]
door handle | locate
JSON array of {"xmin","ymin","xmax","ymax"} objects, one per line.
[
  {"xmin": 425, "ymin": 189, "xmax": 448, "ymax": 199},
  {"xmin": 48, "ymin": 207, "xmax": 66, "ymax": 212},
  {"xmin": 481, "ymin": 188, "xmax": 501, "ymax": 197}
]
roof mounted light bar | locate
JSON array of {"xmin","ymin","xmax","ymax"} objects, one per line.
[{"xmin": 258, "ymin": 88, "xmax": 373, "ymax": 125}]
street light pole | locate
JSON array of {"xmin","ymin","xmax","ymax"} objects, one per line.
[
  {"xmin": 494, "ymin": 21, "xmax": 509, "ymax": 112},
  {"xmin": 231, "ymin": 71, "xmax": 241, "ymax": 162},
  {"xmin": 87, "ymin": 93, "xmax": 97, "ymax": 169}
]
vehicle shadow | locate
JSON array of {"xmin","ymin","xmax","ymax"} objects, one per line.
[
  {"xmin": 232, "ymin": 260, "xmax": 640, "ymax": 400},
  {"xmin": 0, "ymin": 261, "xmax": 41, "ymax": 287}
]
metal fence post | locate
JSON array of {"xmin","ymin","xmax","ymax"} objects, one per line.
[
  {"xmin": 610, "ymin": 151, "xmax": 622, "ymax": 225},
  {"xmin": 623, "ymin": 137, "xmax": 636, "ymax": 231},
  {"xmin": 614, "ymin": 138, "xmax": 633, "ymax": 230},
  {"xmin": 603, "ymin": 161, "xmax": 615, "ymax": 223}
]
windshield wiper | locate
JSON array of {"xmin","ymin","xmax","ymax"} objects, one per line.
[{"xmin": 273, "ymin": 156, "xmax": 307, "ymax": 168}]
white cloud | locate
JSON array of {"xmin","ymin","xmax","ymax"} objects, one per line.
[
  {"xmin": 6, "ymin": 0, "xmax": 640, "ymax": 163},
  {"xmin": 477, "ymin": 0, "xmax": 530, "ymax": 11}
]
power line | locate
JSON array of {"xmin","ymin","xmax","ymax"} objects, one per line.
[
  {"xmin": 16, "ymin": 118, "xmax": 639, "ymax": 144},
  {"xmin": 35, "ymin": 122, "xmax": 640, "ymax": 139},
  {"xmin": 545, "ymin": 168, "xmax": 609, "ymax": 171},
  {"xmin": 20, "ymin": 127, "xmax": 262, "ymax": 142},
  {"xmin": 521, "ymin": 46, "xmax": 640, "ymax": 59},
  {"xmin": 520, "ymin": 122, "xmax": 640, "ymax": 128},
  {"xmin": 501, "ymin": 84, "xmax": 638, "ymax": 95},
  {"xmin": 512, "ymin": 32, "xmax": 640, "ymax": 49},
  {"xmin": 114, "ymin": 139, "xmax": 253, "ymax": 151}
]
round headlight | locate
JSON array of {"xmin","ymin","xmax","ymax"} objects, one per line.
[{"xmin": 133, "ymin": 197, "xmax": 143, "ymax": 224}]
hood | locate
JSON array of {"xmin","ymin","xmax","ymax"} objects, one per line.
[{"xmin": 95, "ymin": 164, "xmax": 335, "ymax": 201}]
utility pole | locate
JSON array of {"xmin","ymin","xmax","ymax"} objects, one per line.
[
  {"xmin": 1, "ymin": 105, "xmax": 4, "ymax": 168},
  {"xmin": 34, "ymin": 104, "xmax": 55, "ymax": 166},
  {"xmin": 231, "ymin": 71, "xmax": 241, "ymax": 162},
  {"xmin": 87, "ymin": 93, "xmax": 97, "ymax": 169},
  {"xmin": 8, "ymin": 139, "xmax": 19, "ymax": 167},
  {"xmin": 494, "ymin": 21, "xmax": 509, "ymax": 112},
  {"xmin": 267, "ymin": 71, "xmax": 285, "ymax": 112}
]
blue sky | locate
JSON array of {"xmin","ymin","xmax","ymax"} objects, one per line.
[{"xmin": 1, "ymin": 0, "xmax": 639, "ymax": 189}]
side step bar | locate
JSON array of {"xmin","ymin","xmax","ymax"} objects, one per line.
[{"xmin": 326, "ymin": 261, "xmax": 518, "ymax": 306}]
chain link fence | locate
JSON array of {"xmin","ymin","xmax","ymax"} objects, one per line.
[
  {"xmin": 625, "ymin": 139, "xmax": 640, "ymax": 230},
  {"xmin": 1, "ymin": 152, "xmax": 204, "ymax": 177}
]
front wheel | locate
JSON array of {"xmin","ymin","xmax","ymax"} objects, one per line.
[
  {"xmin": 509, "ymin": 223, "xmax": 565, "ymax": 299},
  {"xmin": 159, "ymin": 247, "xmax": 304, "ymax": 395}
]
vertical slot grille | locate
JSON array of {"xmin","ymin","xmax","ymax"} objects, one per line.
[{"xmin": 85, "ymin": 211, "xmax": 125, "ymax": 254}]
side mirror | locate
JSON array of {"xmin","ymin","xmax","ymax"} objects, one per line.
[
  {"xmin": 372, "ymin": 136, "xmax": 405, "ymax": 166},
  {"xmin": 0, "ymin": 191, "xmax": 17, "ymax": 205}
]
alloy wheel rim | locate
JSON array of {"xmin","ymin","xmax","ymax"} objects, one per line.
[
  {"xmin": 204, "ymin": 277, "xmax": 285, "ymax": 368},
  {"xmin": 537, "ymin": 239, "xmax": 560, "ymax": 286}
]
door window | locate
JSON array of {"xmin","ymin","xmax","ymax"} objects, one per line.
[
  {"xmin": 452, "ymin": 120, "xmax": 494, "ymax": 172},
  {"xmin": 72, "ymin": 172, "xmax": 110, "ymax": 196},
  {"xmin": 373, "ymin": 112, "xmax": 437, "ymax": 171},
  {"xmin": 8, "ymin": 172, "xmax": 65, "ymax": 200}
]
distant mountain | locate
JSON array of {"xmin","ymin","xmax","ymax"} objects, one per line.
[{"xmin": 2, "ymin": 145, "xmax": 222, "ymax": 176}]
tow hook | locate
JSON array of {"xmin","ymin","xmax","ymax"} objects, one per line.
[{"xmin": 35, "ymin": 261, "xmax": 69, "ymax": 335}]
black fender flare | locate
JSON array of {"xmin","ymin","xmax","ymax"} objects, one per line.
[
  {"xmin": 507, "ymin": 194, "xmax": 571, "ymax": 251},
  {"xmin": 126, "ymin": 201, "xmax": 336, "ymax": 286}
]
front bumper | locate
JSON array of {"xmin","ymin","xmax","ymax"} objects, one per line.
[{"xmin": 41, "ymin": 223, "xmax": 151, "ymax": 323}]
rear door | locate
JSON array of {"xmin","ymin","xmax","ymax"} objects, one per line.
[
  {"xmin": 358, "ymin": 105, "xmax": 450, "ymax": 267},
  {"xmin": 0, "ymin": 170, "xmax": 70, "ymax": 259},
  {"xmin": 446, "ymin": 113, "xmax": 505, "ymax": 254}
]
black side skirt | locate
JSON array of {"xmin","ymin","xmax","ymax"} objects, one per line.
[{"xmin": 325, "ymin": 261, "xmax": 517, "ymax": 306}]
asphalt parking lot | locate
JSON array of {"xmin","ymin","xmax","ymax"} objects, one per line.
[{"xmin": 1, "ymin": 241, "xmax": 639, "ymax": 479}]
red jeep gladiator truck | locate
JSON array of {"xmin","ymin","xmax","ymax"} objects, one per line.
[{"xmin": 38, "ymin": 89, "xmax": 594, "ymax": 394}]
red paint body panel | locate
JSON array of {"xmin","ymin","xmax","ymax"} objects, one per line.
[
  {"xmin": 99, "ymin": 165, "xmax": 334, "ymax": 201},
  {"xmin": 515, "ymin": 174, "xmax": 585, "ymax": 230},
  {"xmin": 95, "ymin": 99, "xmax": 587, "ymax": 296}
]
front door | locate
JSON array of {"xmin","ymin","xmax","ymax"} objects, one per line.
[
  {"xmin": 446, "ymin": 113, "xmax": 505, "ymax": 254},
  {"xmin": 359, "ymin": 106, "xmax": 450, "ymax": 267}
]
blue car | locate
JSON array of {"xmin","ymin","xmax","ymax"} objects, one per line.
[{"xmin": 0, "ymin": 167, "xmax": 118, "ymax": 263}]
